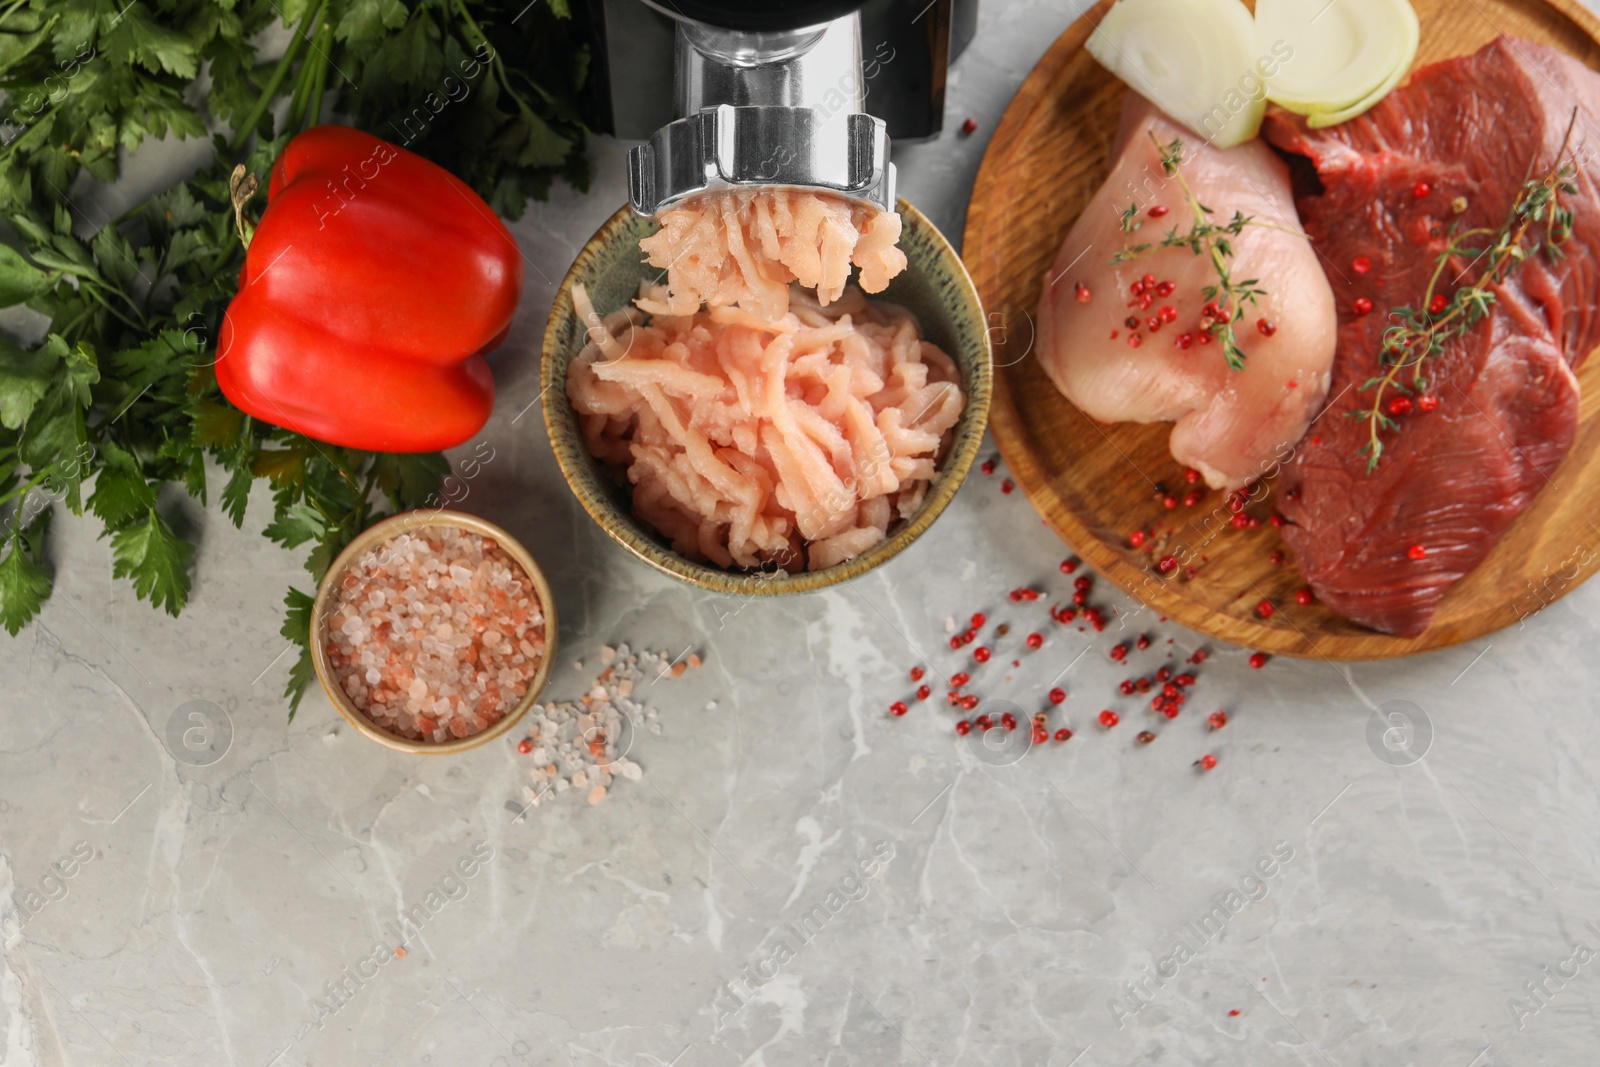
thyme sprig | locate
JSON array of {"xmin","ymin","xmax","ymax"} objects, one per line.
[
  {"xmin": 1112, "ymin": 135, "xmax": 1294, "ymax": 371},
  {"xmin": 1354, "ymin": 111, "xmax": 1580, "ymax": 473}
]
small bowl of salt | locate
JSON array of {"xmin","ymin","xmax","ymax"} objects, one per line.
[{"xmin": 310, "ymin": 510, "xmax": 557, "ymax": 754}]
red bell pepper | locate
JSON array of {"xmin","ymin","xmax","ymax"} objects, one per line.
[{"xmin": 217, "ymin": 125, "xmax": 522, "ymax": 452}]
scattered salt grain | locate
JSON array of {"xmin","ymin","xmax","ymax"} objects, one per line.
[{"xmin": 512, "ymin": 646, "xmax": 686, "ymax": 809}]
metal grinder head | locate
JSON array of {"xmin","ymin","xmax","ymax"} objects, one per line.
[{"xmin": 626, "ymin": 0, "xmax": 895, "ymax": 217}]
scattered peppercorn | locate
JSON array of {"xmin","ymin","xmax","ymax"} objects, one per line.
[{"xmin": 1099, "ymin": 710, "xmax": 1120, "ymax": 728}]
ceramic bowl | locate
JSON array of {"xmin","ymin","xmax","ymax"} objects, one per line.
[
  {"xmin": 309, "ymin": 509, "xmax": 557, "ymax": 755},
  {"xmin": 542, "ymin": 198, "xmax": 992, "ymax": 594}
]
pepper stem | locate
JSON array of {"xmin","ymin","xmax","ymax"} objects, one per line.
[{"xmin": 230, "ymin": 165, "xmax": 260, "ymax": 248}]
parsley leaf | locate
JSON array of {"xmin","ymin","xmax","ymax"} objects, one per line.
[
  {"xmin": 110, "ymin": 507, "xmax": 194, "ymax": 616},
  {"xmin": 220, "ymin": 460, "xmax": 253, "ymax": 528},
  {"xmin": 280, "ymin": 586, "xmax": 317, "ymax": 719},
  {"xmin": 0, "ymin": 333, "xmax": 55, "ymax": 430},
  {"xmin": 0, "ymin": 243, "xmax": 52, "ymax": 306},
  {"xmin": 87, "ymin": 440, "xmax": 156, "ymax": 527},
  {"xmin": 100, "ymin": 6, "xmax": 202, "ymax": 79},
  {"xmin": 0, "ymin": 531, "xmax": 51, "ymax": 636}
]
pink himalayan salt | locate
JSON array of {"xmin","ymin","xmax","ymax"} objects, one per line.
[{"xmin": 325, "ymin": 525, "xmax": 546, "ymax": 743}]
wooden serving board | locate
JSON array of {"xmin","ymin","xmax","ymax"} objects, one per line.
[{"xmin": 963, "ymin": 0, "xmax": 1600, "ymax": 659}]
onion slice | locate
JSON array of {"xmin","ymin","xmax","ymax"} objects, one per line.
[
  {"xmin": 1086, "ymin": 0, "xmax": 1268, "ymax": 149},
  {"xmin": 1259, "ymin": 0, "xmax": 1419, "ymax": 120}
]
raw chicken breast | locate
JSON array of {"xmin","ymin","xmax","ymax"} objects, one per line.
[{"xmin": 1036, "ymin": 95, "xmax": 1336, "ymax": 490}]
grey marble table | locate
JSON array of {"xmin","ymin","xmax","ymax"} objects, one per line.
[{"xmin": 4, "ymin": 3, "xmax": 1600, "ymax": 1065}]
